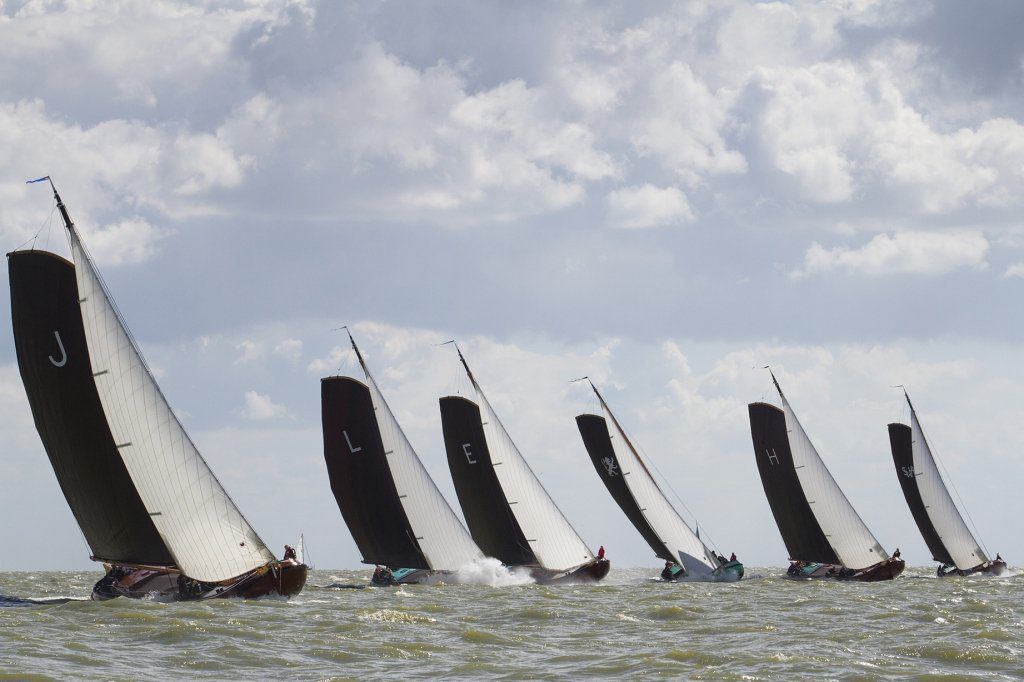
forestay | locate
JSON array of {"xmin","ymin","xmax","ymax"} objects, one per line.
[
  {"xmin": 473, "ymin": 383, "xmax": 594, "ymax": 571},
  {"xmin": 909, "ymin": 402, "xmax": 987, "ymax": 570},
  {"xmin": 69, "ymin": 227, "xmax": 274, "ymax": 583},
  {"xmin": 359, "ymin": 361, "xmax": 483, "ymax": 569},
  {"xmin": 782, "ymin": 396, "xmax": 888, "ymax": 570},
  {"xmin": 601, "ymin": 403, "xmax": 716, "ymax": 576}
]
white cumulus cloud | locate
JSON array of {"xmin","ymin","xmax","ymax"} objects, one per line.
[
  {"xmin": 239, "ymin": 390, "xmax": 289, "ymax": 420},
  {"xmin": 1003, "ymin": 263, "xmax": 1024, "ymax": 279},
  {"xmin": 234, "ymin": 340, "xmax": 261, "ymax": 365},
  {"xmin": 273, "ymin": 339, "xmax": 303, "ymax": 362},
  {"xmin": 792, "ymin": 230, "xmax": 989, "ymax": 278},
  {"xmin": 82, "ymin": 218, "xmax": 172, "ymax": 266},
  {"xmin": 607, "ymin": 184, "xmax": 694, "ymax": 229}
]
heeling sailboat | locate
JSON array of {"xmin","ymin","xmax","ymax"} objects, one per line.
[
  {"xmin": 8, "ymin": 249, "xmax": 178, "ymax": 597},
  {"xmin": 30, "ymin": 179, "xmax": 306, "ymax": 599},
  {"xmin": 320, "ymin": 330, "xmax": 484, "ymax": 586},
  {"xmin": 748, "ymin": 371, "xmax": 904, "ymax": 581},
  {"xmin": 438, "ymin": 344, "xmax": 610, "ymax": 584},
  {"xmin": 574, "ymin": 378, "xmax": 743, "ymax": 582},
  {"xmin": 889, "ymin": 390, "xmax": 1006, "ymax": 577}
]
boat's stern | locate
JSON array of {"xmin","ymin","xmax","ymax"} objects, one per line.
[
  {"xmin": 715, "ymin": 560, "xmax": 744, "ymax": 581},
  {"xmin": 236, "ymin": 559, "xmax": 308, "ymax": 598}
]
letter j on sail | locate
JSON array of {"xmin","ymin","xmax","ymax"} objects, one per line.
[{"xmin": 49, "ymin": 331, "xmax": 67, "ymax": 367}]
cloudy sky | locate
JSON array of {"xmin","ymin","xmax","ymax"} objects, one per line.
[{"xmin": 2, "ymin": 0, "xmax": 1023, "ymax": 572}]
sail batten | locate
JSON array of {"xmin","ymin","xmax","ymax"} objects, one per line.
[
  {"xmin": 750, "ymin": 402, "xmax": 840, "ymax": 564},
  {"xmin": 781, "ymin": 395, "xmax": 888, "ymax": 569},
  {"xmin": 441, "ymin": 349, "xmax": 592, "ymax": 571},
  {"xmin": 891, "ymin": 395, "xmax": 987, "ymax": 570},
  {"xmin": 471, "ymin": 383, "xmax": 594, "ymax": 570},
  {"xmin": 66, "ymin": 215, "xmax": 273, "ymax": 582},
  {"xmin": 585, "ymin": 388, "xmax": 716, "ymax": 575},
  {"xmin": 440, "ymin": 396, "xmax": 538, "ymax": 566},
  {"xmin": 8, "ymin": 250, "xmax": 174, "ymax": 567},
  {"xmin": 359, "ymin": 364, "xmax": 483, "ymax": 570}
]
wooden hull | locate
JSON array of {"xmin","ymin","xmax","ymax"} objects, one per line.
[
  {"xmin": 937, "ymin": 560, "xmax": 1007, "ymax": 577},
  {"xmin": 531, "ymin": 558, "xmax": 610, "ymax": 585},
  {"xmin": 661, "ymin": 560, "xmax": 744, "ymax": 582},
  {"xmin": 785, "ymin": 557, "xmax": 905, "ymax": 582},
  {"xmin": 371, "ymin": 568, "xmax": 448, "ymax": 586},
  {"xmin": 369, "ymin": 559, "xmax": 611, "ymax": 586},
  {"xmin": 92, "ymin": 559, "xmax": 308, "ymax": 600}
]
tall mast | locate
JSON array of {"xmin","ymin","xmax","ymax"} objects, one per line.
[
  {"xmin": 28, "ymin": 178, "xmax": 276, "ymax": 582},
  {"xmin": 342, "ymin": 327, "xmax": 372, "ymax": 377},
  {"xmin": 766, "ymin": 366, "xmax": 784, "ymax": 400},
  {"xmin": 50, "ymin": 180, "xmax": 76, "ymax": 233},
  {"xmin": 445, "ymin": 340, "xmax": 476, "ymax": 386},
  {"xmin": 902, "ymin": 387, "xmax": 916, "ymax": 415}
]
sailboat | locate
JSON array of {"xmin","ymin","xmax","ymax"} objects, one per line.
[
  {"xmin": 320, "ymin": 330, "xmax": 484, "ymax": 585},
  {"xmin": 889, "ymin": 390, "xmax": 1006, "ymax": 577},
  {"xmin": 438, "ymin": 344, "xmax": 610, "ymax": 584},
  {"xmin": 574, "ymin": 378, "xmax": 743, "ymax": 582},
  {"xmin": 748, "ymin": 371, "xmax": 904, "ymax": 581},
  {"xmin": 10, "ymin": 179, "xmax": 307, "ymax": 600}
]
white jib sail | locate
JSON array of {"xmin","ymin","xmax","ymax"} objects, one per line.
[
  {"xmin": 783, "ymin": 397, "xmax": 889, "ymax": 569},
  {"xmin": 910, "ymin": 407, "xmax": 987, "ymax": 569},
  {"xmin": 363, "ymin": 371, "xmax": 483, "ymax": 570},
  {"xmin": 70, "ymin": 230, "xmax": 274, "ymax": 583},
  {"xmin": 474, "ymin": 384, "xmax": 594, "ymax": 571},
  {"xmin": 602, "ymin": 405, "xmax": 716, "ymax": 576}
]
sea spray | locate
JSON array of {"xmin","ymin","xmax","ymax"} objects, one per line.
[{"xmin": 453, "ymin": 557, "xmax": 534, "ymax": 586}]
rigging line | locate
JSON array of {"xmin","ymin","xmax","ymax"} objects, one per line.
[
  {"xmin": 753, "ymin": 364, "xmax": 771, "ymax": 403},
  {"xmin": 11, "ymin": 203, "xmax": 58, "ymax": 253},
  {"xmin": 891, "ymin": 385, "xmax": 908, "ymax": 424},
  {"xmin": 591, "ymin": 378, "xmax": 723, "ymax": 556},
  {"xmin": 568, "ymin": 376, "xmax": 600, "ymax": 415},
  {"xmin": 631, "ymin": 433, "xmax": 722, "ymax": 555},
  {"xmin": 329, "ymin": 325, "xmax": 356, "ymax": 375},
  {"xmin": 437, "ymin": 339, "xmax": 467, "ymax": 397},
  {"xmin": 911, "ymin": 397, "xmax": 991, "ymax": 559},
  {"xmin": 50, "ymin": 181, "xmax": 271, "ymax": 566}
]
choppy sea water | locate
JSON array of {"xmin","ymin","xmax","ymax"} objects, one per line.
[{"xmin": 1, "ymin": 567, "xmax": 1021, "ymax": 679}]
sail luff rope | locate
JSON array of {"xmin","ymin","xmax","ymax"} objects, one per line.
[
  {"xmin": 44, "ymin": 179, "xmax": 272, "ymax": 573},
  {"xmin": 905, "ymin": 391, "xmax": 991, "ymax": 560},
  {"xmin": 584, "ymin": 379, "xmax": 723, "ymax": 557},
  {"xmin": 454, "ymin": 345, "xmax": 595, "ymax": 561},
  {"xmin": 771, "ymin": 367, "xmax": 888, "ymax": 563}
]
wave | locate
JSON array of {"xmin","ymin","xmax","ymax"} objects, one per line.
[{"xmin": 452, "ymin": 558, "xmax": 534, "ymax": 586}]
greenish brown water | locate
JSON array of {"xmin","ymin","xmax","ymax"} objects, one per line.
[{"xmin": 1, "ymin": 568, "xmax": 1021, "ymax": 679}]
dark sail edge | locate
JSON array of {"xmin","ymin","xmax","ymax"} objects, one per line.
[
  {"xmin": 748, "ymin": 402, "xmax": 840, "ymax": 565},
  {"xmin": 576, "ymin": 414, "xmax": 675, "ymax": 563},
  {"xmin": 8, "ymin": 250, "xmax": 173, "ymax": 566},
  {"xmin": 888, "ymin": 422, "xmax": 954, "ymax": 565},
  {"xmin": 321, "ymin": 376, "xmax": 429, "ymax": 569},
  {"xmin": 439, "ymin": 395, "xmax": 537, "ymax": 566}
]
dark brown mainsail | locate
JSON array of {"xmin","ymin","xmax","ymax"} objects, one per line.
[
  {"xmin": 8, "ymin": 249, "xmax": 173, "ymax": 566},
  {"xmin": 321, "ymin": 375, "xmax": 430, "ymax": 569},
  {"xmin": 749, "ymin": 401, "xmax": 840, "ymax": 565},
  {"xmin": 576, "ymin": 413, "xmax": 675, "ymax": 563},
  {"xmin": 888, "ymin": 422, "xmax": 954, "ymax": 565},
  {"xmin": 440, "ymin": 395, "xmax": 537, "ymax": 566}
]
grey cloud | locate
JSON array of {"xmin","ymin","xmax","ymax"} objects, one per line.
[{"xmin": 3, "ymin": 1, "xmax": 1024, "ymax": 569}]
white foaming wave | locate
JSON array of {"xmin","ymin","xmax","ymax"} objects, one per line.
[{"xmin": 452, "ymin": 557, "xmax": 535, "ymax": 586}]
